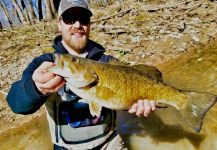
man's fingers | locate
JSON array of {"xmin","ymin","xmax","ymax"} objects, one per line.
[
  {"xmin": 150, "ymin": 100, "xmax": 156, "ymax": 111},
  {"xmin": 143, "ymin": 100, "xmax": 152, "ymax": 117},
  {"xmin": 35, "ymin": 78, "xmax": 65, "ymax": 95},
  {"xmin": 38, "ymin": 75, "xmax": 64, "ymax": 90},
  {"xmin": 32, "ymin": 62, "xmax": 56, "ymax": 83},
  {"xmin": 33, "ymin": 71, "xmax": 56, "ymax": 83},
  {"xmin": 136, "ymin": 100, "xmax": 145, "ymax": 117},
  {"xmin": 54, "ymin": 80, "xmax": 66, "ymax": 91},
  {"xmin": 128, "ymin": 103, "xmax": 138, "ymax": 113},
  {"xmin": 37, "ymin": 61, "xmax": 55, "ymax": 70},
  {"xmin": 32, "ymin": 61, "xmax": 63, "ymax": 95},
  {"xmin": 128, "ymin": 100, "xmax": 157, "ymax": 117}
]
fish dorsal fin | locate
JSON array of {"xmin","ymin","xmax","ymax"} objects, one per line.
[
  {"xmin": 108, "ymin": 58, "xmax": 163, "ymax": 82},
  {"xmin": 89, "ymin": 102, "xmax": 102, "ymax": 117},
  {"xmin": 132, "ymin": 64, "xmax": 163, "ymax": 82},
  {"xmin": 108, "ymin": 58, "xmax": 128, "ymax": 66}
]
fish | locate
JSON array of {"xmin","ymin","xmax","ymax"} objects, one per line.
[{"xmin": 48, "ymin": 53, "xmax": 216, "ymax": 133}]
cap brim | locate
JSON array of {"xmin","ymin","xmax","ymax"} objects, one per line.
[{"xmin": 58, "ymin": 7, "xmax": 92, "ymax": 19}]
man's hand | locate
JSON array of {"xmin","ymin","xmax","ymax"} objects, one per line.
[
  {"xmin": 128, "ymin": 100, "xmax": 156, "ymax": 117},
  {"xmin": 32, "ymin": 62, "xmax": 65, "ymax": 95}
]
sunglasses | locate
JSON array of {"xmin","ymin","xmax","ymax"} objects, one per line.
[{"xmin": 61, "ymin": 13, "xmax": 90, "ymax": 26}]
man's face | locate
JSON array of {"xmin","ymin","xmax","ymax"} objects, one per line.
[{"xmin": 58, "ymin": 7, "xmax": 91, "ymax": 54}]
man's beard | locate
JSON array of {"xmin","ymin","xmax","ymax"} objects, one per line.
[{"xmin": 64, "ymin": 35, "xmax": 88, "ymax": 53}]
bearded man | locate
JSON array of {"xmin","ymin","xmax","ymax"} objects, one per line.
[{"xmin": 7, "ymin": 0, "xmax": 156, "ymax": 149}]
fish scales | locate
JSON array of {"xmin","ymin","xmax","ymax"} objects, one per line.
[
  {"xmin": 89, "ymin": 61, "xmax": 186, "ymax": 109},
  {"xmin": 49, "ymin": 54, "xmax": 217, "ymax": 133}
]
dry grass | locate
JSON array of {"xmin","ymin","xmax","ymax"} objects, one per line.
[{"xmin": 0, "ymin": 0, "xmax": 217, "ymax": 92}]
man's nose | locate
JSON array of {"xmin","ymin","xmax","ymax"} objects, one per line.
[{"xmin": 73, "ymin": 21, "xmax": 81, "ymax": 28}]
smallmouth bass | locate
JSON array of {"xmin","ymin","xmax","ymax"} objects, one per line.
[{"xmin": 48, "ymin": 54, "xmax": 216, "ymax": 133}]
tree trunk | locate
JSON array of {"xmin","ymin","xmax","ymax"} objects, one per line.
[
  {"xmin": 43, "ymin": 0, "xmax": 52, "ymax": 19},
  {"xmin": 12, "ymin": 0, "xmax": 25, "ymax": 23},
  {"xmin": 1, "ymin": 0, "xmax": 21, "ymax": 27},
  {"xmin": 0, "ymin": 3, "xmax": 11, "ymax": 29},
  {"xmin": 49, "ymin": 0, "xmax": 56, "ymax": 17},
  {"xmin": 23, "ymin": 0, "xmax": 35, "ymax": 21},
  {"xmin": 23, "ymin": 7, "xmax": 30, "ymax": 22},
  {"xmin": 31, "ymin": 0, "xmax": 40, "ymax": 20}
]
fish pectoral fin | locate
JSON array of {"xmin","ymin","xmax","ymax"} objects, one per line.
[
  {"xmin": 96, "ymin": 86, "xmax": 115, "ymax": 100},
  {"xmin": 78, "ymin": 100, "xmax": 102, "ymax": 117},
  {"xmin": 180, "ymin": 92, "xmax": 217, "ymax": 133},
  {"xmin": 89, "ymin": 102, "xmax": 102, "ymax": 117}
]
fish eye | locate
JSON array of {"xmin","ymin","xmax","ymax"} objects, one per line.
[
  {"xmin": 71, "ymin": 57, "xmax": 77, "ymax": 62},
  {"xmin": 71, "ymin": 57, "xmax": 80, "ymax": 63}
]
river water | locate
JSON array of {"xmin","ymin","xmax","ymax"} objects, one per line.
[
  {"xmin": 117, "ymin": 47, "xmax": 217, "ymax": 150},
  {"xmin": 0, "ymin": 112, "xmax": 52, "ymax": 150}
]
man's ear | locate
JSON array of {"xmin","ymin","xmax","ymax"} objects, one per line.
[{"xmin": 57, "ymin": 20, "xmax": 62, "ymax": 32}]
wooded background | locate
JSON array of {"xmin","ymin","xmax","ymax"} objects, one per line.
[{"xmin": 0, "ymin": 0, "xmax": 116, "ymax": 29}]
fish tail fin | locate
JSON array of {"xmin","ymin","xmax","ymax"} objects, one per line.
[{"xmin": 180, "ymin": 91, "xmax": 216, "ymax": 133}]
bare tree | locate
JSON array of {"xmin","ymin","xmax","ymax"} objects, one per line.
[
  {"xmin": 43, "ymin": 0, "xmax": 53, "ymax": 19},
  {"xmin": 49, "ymin": 0, "xmax": 57, "ymax": 17},
  {"xmin": 12, "ymin": 0, "xmax": 26, "ymax": 23},
  {"xmin": 0, "ymin": 0, "xmax": 91, "ymax": 28},
  {"xmin": 1, "ymin": 0, "xmax": 21, "ymax": 27},
  {"xmin": 0, "ymin": 3, "xmax": 11, "ymax": 29},
  {"xmin": 23, "ymin": 0, "xmax": 36, "ymax": 21}
]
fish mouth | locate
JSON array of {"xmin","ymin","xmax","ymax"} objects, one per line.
[
  {"xmin": 66, "ymin": 80, "xmax": 95, "ymax": 89},
  {"xmin": 66, "ymin": 75, "xmax": 98, "ymax": 89}
]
